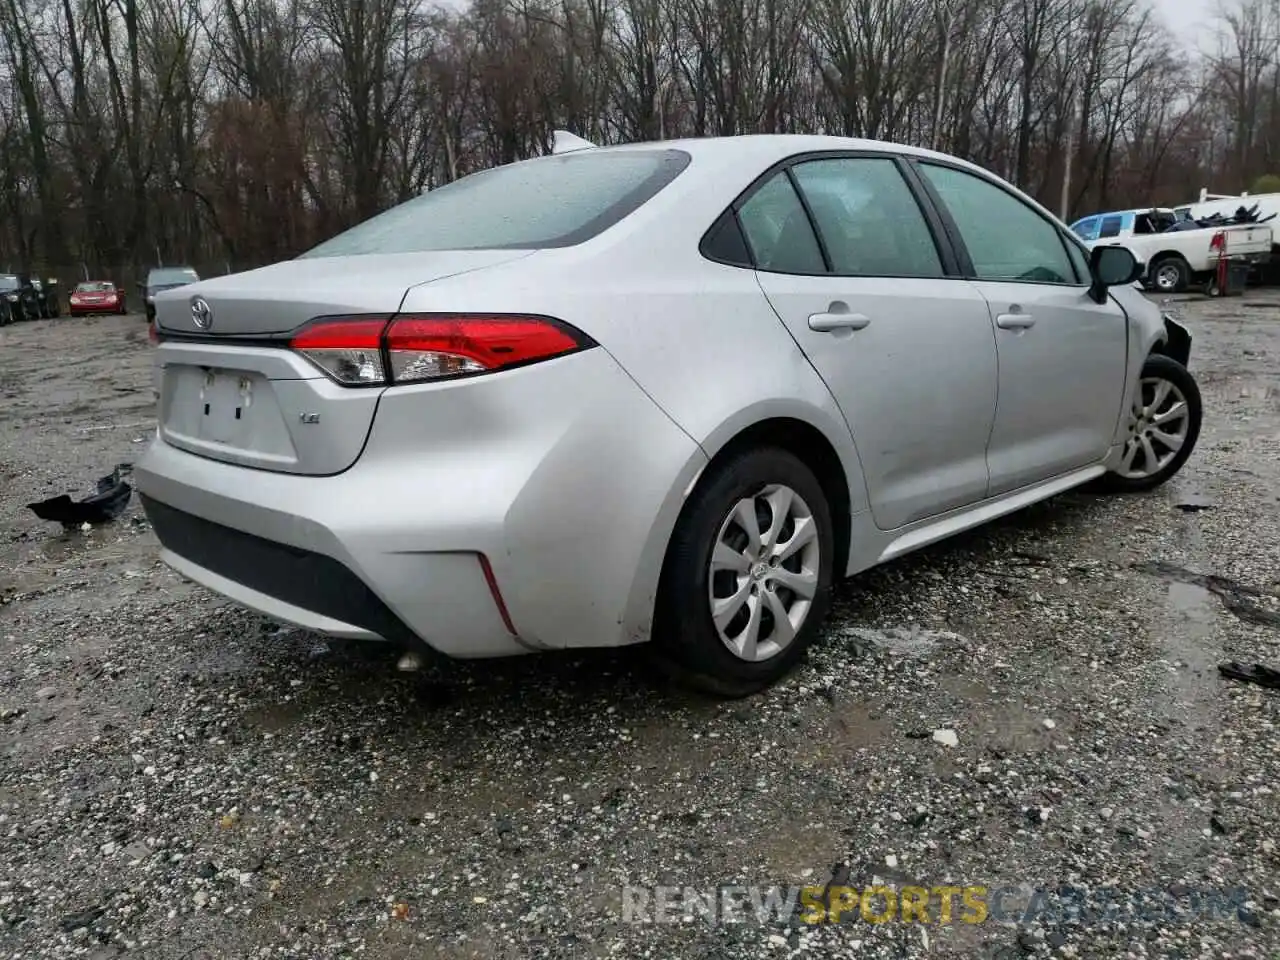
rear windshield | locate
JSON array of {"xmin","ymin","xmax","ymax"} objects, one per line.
[
  {"xmin": 0, "ymin": 275, "xmax": 18, "ymax": 291},
  {"xmin": 77, "ymin": 282, "xmax": 114, "ymax": 292},
  {"xmin": 299, "ymin": 148, "xmax": 692, "ymax": 258},
  {"xmin": 149, "ymin": 268, "xmax": 198, "ymax": 284}
]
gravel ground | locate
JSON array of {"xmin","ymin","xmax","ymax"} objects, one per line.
[{"xmin": 1, "ymin": 299, "xmax": 1278, "ymax": 960}]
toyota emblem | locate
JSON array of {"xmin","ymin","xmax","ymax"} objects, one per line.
[{"xmin": 191, "ymin": 297, "xmax": 213, "ymax": 330}]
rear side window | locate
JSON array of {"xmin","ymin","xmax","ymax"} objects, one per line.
[
  {"xmin": 790, "ymin": 158, "xmax": 943, "ymax": 277},
  {"xmin": 736, "ymin": 172, "xmax": 826, "ymax": 273},
  {"xmin": 1098, "ymin": 215, "xmax": 1124, "ymax": 238},
  {"xmin": 300, "ymin": 149, "xmax": 691, "ymax": 257}
]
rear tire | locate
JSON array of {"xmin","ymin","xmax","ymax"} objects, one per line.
[
  {"xmin": 1149, "ymin": 256, "xmax": 1189, "ymax": 294},
  {"xmin": 1098, "ymin": 354, "xmax": 1202, "ymax": 493},
  {"xmin": 652, "ymin": 447, "xmax": 834, "ymax": 697}
]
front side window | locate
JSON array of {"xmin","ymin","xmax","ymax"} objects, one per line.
[
  {"xmin": 736, "ymin": 172, "xmax": 826, "ymax": 274},
  {"xmin": 300, "ymin": 149, "xmax": 691, "ymax": 257},
  {"xmin": 1063, "ymin": 234, "xmax": 1091, "ymax": 282},
  {"xmin": 790, "ymin": 157, "xmax": 943, "ymax": 277},
  {"xmin": 1071, "ymin": 217, "xmax": 1100, "ymax": 241},
  {"xmin": 921, "ymin": 163, "xmax": 1079, "ymax": 285}
]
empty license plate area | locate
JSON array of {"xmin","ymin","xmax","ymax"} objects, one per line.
[
  {"xmin": 201, "ymin": 369, "xmax": 254, "ymax": 443},
  {"xmin": 161, "ymin": 365, "xmax": 299, "ymax": 466}
]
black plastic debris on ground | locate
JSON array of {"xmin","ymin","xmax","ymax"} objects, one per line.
[
  {"xmin": 1132, "ymin": 560, "xmax": 1280, "ymax": 629},
  {"xmin": 1218, "ymin": 662, "xmax": 1280, "ymax": 690},
  {"xmin": 27, "ymin": 463, "xmax": 133, "ymax": 527},
  {"xmin": 1174, "ymin": 492, "xmax": 1216, "ymax": 513}
]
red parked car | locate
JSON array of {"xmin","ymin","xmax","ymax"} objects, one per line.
[{"xmin": 68, "ymin": 281, "xmax": 127, "ymax": 316}]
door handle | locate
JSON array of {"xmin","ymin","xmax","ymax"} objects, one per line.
[
  {"xmin": 996, "ymin": 312, "xmax": 1036, "ymax": 330},
  {"xmin": 808, "ymin": 311, "xmax": 871, "ymax": 333}
]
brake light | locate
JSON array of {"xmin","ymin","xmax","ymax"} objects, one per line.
[
  {"xmin": 290, "ymin": 318, "xmax": 389, "ymax": 385},
  {"xmin": 289, "ymin": 314, "xmax": 594, "ymax": 386}
]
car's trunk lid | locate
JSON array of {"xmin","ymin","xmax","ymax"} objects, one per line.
[
  {"xmin": 153, "ymin": 250, "xmax": 533, "ymax": 475},
  {"xmin": 153, "ymin": 251, "xmax": 529, "ymax": 336}
]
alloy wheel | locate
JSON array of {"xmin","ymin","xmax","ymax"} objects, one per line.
[
  {"xmin": 1155, "ymin": 264, "xmax": 1181, "ymax": 291},
  {"xmin": 1118, "ymin": 375, "xmax": 1191, "ymax": 479},
  {"xmin": 707, "ymin": 484, "xmax": 821, "ymax": 662}
]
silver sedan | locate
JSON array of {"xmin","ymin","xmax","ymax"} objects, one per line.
[{"xmin": 136, "ymin": 134, "xmax": 1201, "ymax": 695}]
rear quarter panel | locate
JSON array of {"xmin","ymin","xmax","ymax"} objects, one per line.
[
  {"xmin": 394, "ymin": 151, "xmax": 872, "ymax": 612},
  {"xmin": 395, "ymin": 149, "xmax": 870, "ymax": 519}
]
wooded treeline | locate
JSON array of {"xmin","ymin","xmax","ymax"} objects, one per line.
[{"xmin": 1, "ymin": 0, "xmax": 1279, "ymax": 281}]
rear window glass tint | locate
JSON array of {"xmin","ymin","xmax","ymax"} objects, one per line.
[
  {"xmin": 149, "ymin": 268, "xmax": 198, "ymax": 283},
  {"xmin": 737, "ymin": 172, "xmax": 826, "ymax": 274},
  {"xmin": 300, "ymin": 149, "xmax": 691, "ymax": 257},
  {"xmin": 790, "ymin": 157, "xmax": 943, "ymax": 277},
  {"xmin": 1098, "ymin": 215, "xmax": 1124, "ymax": 238}
]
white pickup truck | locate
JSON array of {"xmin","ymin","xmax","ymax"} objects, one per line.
[{"xmin": 1069, "ymin": 206, "xmax": 1272, "ymax": 293}]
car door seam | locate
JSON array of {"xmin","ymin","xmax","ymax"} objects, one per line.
[{"xmin": 750, "ymin": 271, "xmax": 875, "ymax": 513}]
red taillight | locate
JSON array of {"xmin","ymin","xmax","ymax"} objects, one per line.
[
  {"xmin": 290, "ymin": 317, "xmax": 389, "ymax": 385},
  {"xmin": 148, "ymin": 321, "xmax": 159, "ymax": 344},
  {"xmin": 289, "ymin": 314, "xmax": 593, "ymax": 387},
  {"xmin": 1210, "ymin": 231, "xmax": 1225, "ymax": 252}
]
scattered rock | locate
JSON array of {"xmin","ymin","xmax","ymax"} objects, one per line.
[{"xmin": 932, "ymin": 728, "xmax": 959, "ymax": 748}]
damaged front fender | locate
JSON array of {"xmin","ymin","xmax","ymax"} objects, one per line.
[{"xmin": 1153, "ymin": 313, "xmax": 1192, "ymax": 368}]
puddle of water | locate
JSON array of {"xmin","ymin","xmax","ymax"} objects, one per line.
[
  {"xmin": 1167, "ymin": 581, "xmax": 1215, "ymax": 625},
  {"xmin": 838, "ymin": 626, "xmax": 967, "ymax": 657}
]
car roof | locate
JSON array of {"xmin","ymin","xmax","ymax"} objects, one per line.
[
  {"xmin": 567, "ymin": 134, "xmax": 1063, "ymax": 225},
  {"xmin": 595, "ymin": 133, "xmax": 987, "ymax": 172}
]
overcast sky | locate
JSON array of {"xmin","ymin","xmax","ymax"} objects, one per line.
[{"xmin": 1152, "ymin": 0, "xmax": 1218, "ymax": 49}]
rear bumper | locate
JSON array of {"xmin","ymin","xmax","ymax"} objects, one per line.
[
  {"xmin": 1232, "ymin": 251, "xmax": 1271, "ymax": 265},
  {"xmin": 135, "ymin": 348, "xmax": 706, "ymax": 658},
  {"xmin": 142, "ymin": 494, "xmax": 460, "ymax": 648}
]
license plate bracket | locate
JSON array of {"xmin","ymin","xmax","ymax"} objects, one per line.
[{"xmin": 198, "ymin": 369, "xmax": 255, "ymax": 444}]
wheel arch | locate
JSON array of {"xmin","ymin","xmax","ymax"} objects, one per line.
[
  {"xmin": 623, "ymin": 404, "xmax": 866, "ymax": 648},
  {"xmin": 686, "ymin": 409, "xmax": 864, "ymax": 579},
  {"xmin": 1148, "ymin": 250, "xmax": 1190, "ymax": 269}
]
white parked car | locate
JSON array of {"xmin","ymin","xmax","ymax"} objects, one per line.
[
  {"xmin": 1070, "ymin": 207, "xmax": 1272, "ymax": 293},
  {"xmin": 137, "ymin": 134, "xmax": 1203, "ymax": 695}
]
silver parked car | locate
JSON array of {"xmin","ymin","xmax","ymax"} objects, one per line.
[{"xmin": 137, "ymin": 134, "xmax": 1201, "ymax": 695}]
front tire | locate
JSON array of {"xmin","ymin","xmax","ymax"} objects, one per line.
[
  {"xmin": 653, "ymin": 447, "xmax": 835, "ymax": 697},
  {"xmin": 1149, "ymin": 256, "xmax": 1189, "ymax": 294},
  {"xmin": 1099, "ymin": 354, "xmax": 1202, "ymax": 493}
]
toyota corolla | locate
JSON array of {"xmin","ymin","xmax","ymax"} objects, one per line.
[{"xmin": 136, "ymin": 134, "xmax": 1201, "ymax": 695}]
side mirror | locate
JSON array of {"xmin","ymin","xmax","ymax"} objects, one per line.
[{"xmin": 1088, "ymin": 245, "xmax": 1142, "ymax": 303}]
